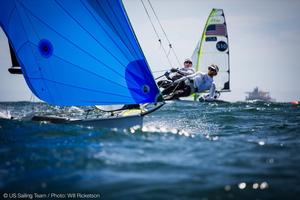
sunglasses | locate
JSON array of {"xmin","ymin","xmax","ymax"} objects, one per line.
[
  {"xmin": 209, "ymin": 68, "xmax": 217, "ymax": 72},
  {"xmin": 184, "ymin": 61, "xmax": 192, "ymax": 64}
]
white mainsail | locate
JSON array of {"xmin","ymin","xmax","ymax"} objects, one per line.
[{"xmin": 192, "ymin": 8, "xmax": 230, "ymax": 92}]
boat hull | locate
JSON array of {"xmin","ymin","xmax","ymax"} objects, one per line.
[
  {"xmin": 31, "ymin": 114, "xmax": 143, "ymax": 129},
  {"xmin": 68, "ymin": 115, "xmax": 143, "ymax": 129}
]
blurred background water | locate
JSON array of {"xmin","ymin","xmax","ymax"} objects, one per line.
[{"xmin": 0, "ymin": 101, "xmax": 299, "ymax": 199}]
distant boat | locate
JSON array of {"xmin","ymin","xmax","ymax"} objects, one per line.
[{"xmin": 245, "ymin": 87, "xmax": 275, "ymax": 102}]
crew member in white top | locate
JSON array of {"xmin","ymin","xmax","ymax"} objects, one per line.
[
  {"xmin": 169, "ymin": 58, "xmax": 195, "ymax": 81},
  {"xmin": 162, "ymin": 64, "xmax": 219, "ymax": 101},
  {"xmin": 171, "ymin": 58, "xmax": 195, "ymax": 81},
  {"xmin": 158, "ymin": 58, "xmax": 195, "ymax": 88}
]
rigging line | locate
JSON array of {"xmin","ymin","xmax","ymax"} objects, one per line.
[
  {"xmin": 154, "ymin": 73, "xmax": 166, "ymax": 80},
  {"xmin": 147, "ymin": 0, "xmax": 181, "ymax": 66},
  {"xmin": 140, "ymin": 0, "xmax": 160, "ymax": 43},
  {"xmin": 140, "ymin": 0, "xmax": 173, "ymax": 68},
  {"xmin": 161, "ymin": 80, "xmax": 180, "ymax": 95},
  {"xmin": 170, "ymin": 80, "xmax": 183, "ymax": 95},
  {"xmin": 29, "ymin": 93, "xmax": 36, "ymax": 113},
  {"xmin": 160, "ymin": 41, "xmax": 173, "ymax": 68},
  {"xmin": 167, "ymin": 47, "xmax": 171, "ymax": 56},
  {"xmin": 153, "ymin": 69, "xmax": 169, "ymax": 73}
]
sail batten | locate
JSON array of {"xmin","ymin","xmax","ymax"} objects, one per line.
[{"xmin": 0, "ymin": 0, "xmax": 160, "ymax": 106}]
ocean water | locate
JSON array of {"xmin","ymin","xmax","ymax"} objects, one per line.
[{"xmin": 0, "ymin": 101, "xmax": 299, "ymax": 200}]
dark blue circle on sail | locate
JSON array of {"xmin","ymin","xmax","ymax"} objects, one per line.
[
  {"xmin": 38, "ymin": 39, "xmax": 53, "ymax": 58},
  {"xmin": 125, "ymin": 59, "xmax": 159, "ymax": 103},
  {"xmin": 142, "ymin": 85, "xmax": 150, "ymax": 94},
  {"xmin": 216, "ymin": 41, "xmax": 228, "ymax": 52}
]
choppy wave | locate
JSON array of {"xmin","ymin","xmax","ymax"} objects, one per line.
[{"xmin": 0, "ymin": 101, "xmax": 299, "ymax": 199}]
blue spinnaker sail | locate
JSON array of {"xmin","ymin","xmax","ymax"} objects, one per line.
[{"xmin": 0, "ymin": 0, "xmax": 160, "ymax": 106}]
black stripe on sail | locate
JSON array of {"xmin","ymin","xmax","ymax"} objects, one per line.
[
  {"xmin": 223, "ymin": 81, "xmax": 230, "ymax": 90},
  {"xmin": 205, "ymin": 36, "xmax": 217, "ymax": 42},
  {"xmin": 9, "ymin": 43, "xmax": 20, "ymax": 67},
  {"xmin": 8, "ymin": 43, "xmax": 22, "ymax": 74}
]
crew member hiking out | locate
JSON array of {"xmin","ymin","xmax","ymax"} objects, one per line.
[
  {"xmin": 162, "ymin": 64, "xmax": 219, "ymax": 101},
  {"xmin": 157, "ymin": 58, "xmax": 195, "ymax": 88}
]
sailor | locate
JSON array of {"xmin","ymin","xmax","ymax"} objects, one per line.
[
  {"xmin": 157, "ymin": 58, "xmax": 195, "ymax": 88},
  {"xmin": 162, "ymin": 64, "xmax": 219, "ymax": 101},
  {"xmin": 170, "ymin": 58, "xmax": 195, "ymax": 81}
]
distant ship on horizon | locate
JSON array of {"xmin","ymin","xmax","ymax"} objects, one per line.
[{"xmin": 246, "ymin": 87, "xmax": 276, "ymax": 102}]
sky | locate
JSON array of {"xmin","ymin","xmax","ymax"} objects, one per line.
[{"xmin": 0, "ymin": 0, "xmax": 300, "ymax": 102}]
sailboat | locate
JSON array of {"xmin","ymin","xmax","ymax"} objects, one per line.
[
  {"xmin": 0, "ymin": 0, "xmax": 164, "ymax": 128},
  {"xmin": 155, "ymin": 8, "xmax": 230, "ymax": 102},
  {"xmin": 191, "ymin": 8, "xmax": 231, "ymax": 100}
]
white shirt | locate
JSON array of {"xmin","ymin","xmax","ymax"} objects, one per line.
[
  {"xmin": 187, "ymin": 72, "xmax": 216, "ymax": 99},
  {"xmin": 177, "ymin": 67, "xmax": 195, "ymax": 76},
  {"xmin": 169, "ymin": 67, "xmax": 195, "ymax": 79}
]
